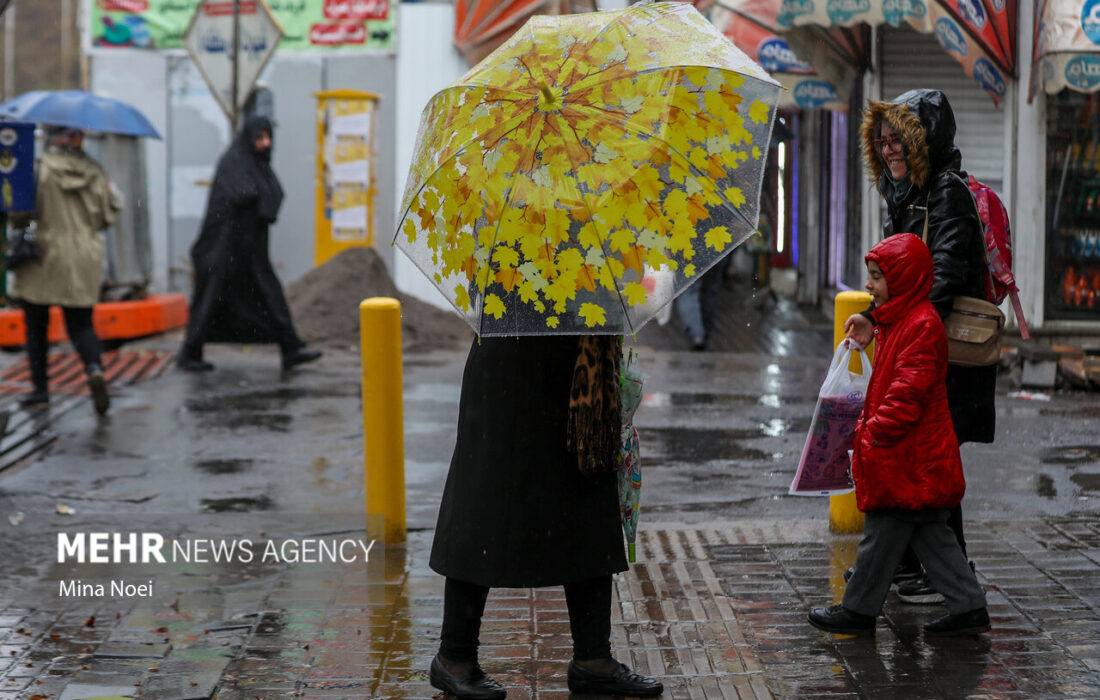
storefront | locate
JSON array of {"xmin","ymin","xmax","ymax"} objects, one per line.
[{"xmin": 1035, "ymin": 0, "xmax": 1100, "ymax": 323}]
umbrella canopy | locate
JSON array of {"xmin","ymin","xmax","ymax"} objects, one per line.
[
  {"xmin": 397, "ymin": 2, "xmax": 781, "ymax": 336},
  {"xmin": 0, "ymin": 90, "xmax": 162, "ymax": 139},
  {"xmin": 776, "ymin": 0, "xmax": 1016, "ymax": 105}
]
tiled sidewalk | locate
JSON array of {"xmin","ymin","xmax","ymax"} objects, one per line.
[{"xmin": 3, "ymin": 517, "xmax": 1099, "ymax": 698}]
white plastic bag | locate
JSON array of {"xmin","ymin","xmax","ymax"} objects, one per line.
[
  {"xmin": 789, "ymin": 341, "xmax": 872, "ymax": 496},
  {"xmin": 640, "ymin": 265, "xmax": 674, "ymax": 326}
]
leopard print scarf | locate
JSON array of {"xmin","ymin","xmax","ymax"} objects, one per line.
[{"xmin": 566, "ymin": 335, "xmax": 622, "ymax": 475}]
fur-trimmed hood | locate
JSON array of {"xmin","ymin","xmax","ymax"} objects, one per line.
[{"xmin": 859, "ymin": 89, "xmax": 962, "ymax": 191}]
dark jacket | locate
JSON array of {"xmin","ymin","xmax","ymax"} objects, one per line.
[
  {"xmin": 181, "ymin": 116, "xmax": 303, "ymax": 354},
  {"xmin": 853, "ymin": 234, "xmax": 964, "ymax": 512},
  {"xmin": 430, "ymin": 335, "xmax": 628, "ymax": 588},
  {"xmin": 860, "ymin": 89, "xmax": 995, "ymax": 444}
]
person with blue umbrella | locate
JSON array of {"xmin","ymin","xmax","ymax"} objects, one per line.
[{"xmin": 9, "ymin": 126, "xmax": 120, "ymax": 414}]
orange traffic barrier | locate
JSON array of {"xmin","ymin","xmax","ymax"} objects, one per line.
[{"xmin": 0, "ymin": 294, "xmax": 189, "ymax": 347}]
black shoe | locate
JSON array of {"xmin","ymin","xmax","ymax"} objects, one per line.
[
  {"xmin": 281, "ymin": 348, "xmax": 322, "ymax": 371},
  {"xmin": 807, "ymin": 604, "xmax": 875, "ymax": 636},
  {"xmin": 897, "ymin": 575, "xmax": 946, "ymax": 604},
  {"xmin": 924, "ymin": 608, "xmax": 991, "ymax": 637},
  {"xmin": 177, "ymin": 357, "xmax": 215, "ymax": 372},
  {"xmin": 567, "ymin": 659, "xmax": 663, "ymax": 697},
  {"xmin": 87, "ymin": 370, "xmax": 110, "ymax": 415},
  {"xmin": 428, "ymin": 654, "xmax": 505, "ymax": 700},
  {"xmin": 18, "ymin": 391, "xmax": 49, "ymax": 408}
]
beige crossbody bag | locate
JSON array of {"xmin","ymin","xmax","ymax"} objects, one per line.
[{"xmin": 922, "ymin": 193, "xmax": 1004, "ymax": 368}]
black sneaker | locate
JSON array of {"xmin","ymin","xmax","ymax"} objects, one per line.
[
  {"xmin": 807, "ymin": 604, "xmax": 875, "ymax": 636},
  {"xmin": 924, "ymin": 607, "xmax": 991, "ymax": 637},
  {"xmin": 893, "ymin": 563, "xmax": 923, "ymax": 586},
  {"xmin": 897, "ymin": 575, "xmax": 946, "ymax": 604}
]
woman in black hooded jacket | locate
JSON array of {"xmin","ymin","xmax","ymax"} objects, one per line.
[{"xmin": 844, "ymin": 89, "xmax": 996, "ymax": 598}]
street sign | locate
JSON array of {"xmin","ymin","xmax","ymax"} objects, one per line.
[{"xmin": 183, "ymin": 0, "xmax": 283, "ymax": 124}]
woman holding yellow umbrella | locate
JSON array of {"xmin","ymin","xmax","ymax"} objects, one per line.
[{"xmin": 402, "ymin": 3, "xmax": 780, "ymax": 696}]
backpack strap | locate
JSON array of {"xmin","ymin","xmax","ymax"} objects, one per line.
[{"xmin": 946, "ymin": 171, "xmax": 998, "ymax": 303}]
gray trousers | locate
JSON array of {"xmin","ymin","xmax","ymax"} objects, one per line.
[{"xmin": 843, "ymin": 508, "xmax": 986, "ymax": 617}]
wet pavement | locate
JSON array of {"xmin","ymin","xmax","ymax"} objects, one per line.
[{"xmin": 0, "ymin": 279, "xmax": 1098, "ymax": 699}]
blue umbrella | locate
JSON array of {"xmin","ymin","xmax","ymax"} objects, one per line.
[{"xmin": 0, "ymin": 90, "xmax": 161, "ymax": 139}]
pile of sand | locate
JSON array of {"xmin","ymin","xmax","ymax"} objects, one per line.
[{"xmin": 285, "ymin": 247, "xmax": 473, "ymax": 354}]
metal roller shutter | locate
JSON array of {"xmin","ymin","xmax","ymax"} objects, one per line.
[{"xmin": 880, "ymin": 25, "xmax": 1005, "ymax": 193}]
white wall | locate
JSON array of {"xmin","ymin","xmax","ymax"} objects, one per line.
[
  {"xmin": 1013, "ymin": 0, "xmax": 1047, "ymax": 332},
  {"xmin": 392, "ymin": 3, "xmax": 467, "ymax": 310}
]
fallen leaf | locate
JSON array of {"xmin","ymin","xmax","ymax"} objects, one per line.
[
  {"xmin": 49, "ymin": 633, "xmax": 60, "ymax": 639},
  {"xmin": 83, "ymin": 616, "xmax": 95, "ymax": 628},
  {"xmin": 55, "ymin": 504, "xmax": 75, "ymax": 515},
  {"xmin": 8, "ymin": 512, "xmax": 24, "ymax": 526},
  {"xmin": 147, "ymin": 666, "xmax": 159, "ymax": 672}
]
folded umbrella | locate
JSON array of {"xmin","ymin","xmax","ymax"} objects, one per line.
[{"xmin": 0, "ymin": 90, "xmax": 162, "ymax": 139}]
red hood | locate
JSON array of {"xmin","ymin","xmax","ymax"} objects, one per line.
[{"xmin": 865, "ymin": 233, "xmax": 934, "ymax": 326}]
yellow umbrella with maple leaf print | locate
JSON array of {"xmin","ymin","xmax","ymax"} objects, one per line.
[{"xmin": 396, "ymin": 0, "xmax": 781, "ymax": 336}]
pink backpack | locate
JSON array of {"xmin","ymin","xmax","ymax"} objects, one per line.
[{"xmin": 952, "ymin": 173, "xmax": 1031, "ymax": 339}]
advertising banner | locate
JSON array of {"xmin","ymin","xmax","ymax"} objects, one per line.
[
  {"xmin": 88, "ymin": 0, "xmax": 395, "ymax": 53},
  {"xmin": 1035, "ymin": 0, "xmax": 1100, "ymax": 95},
  {"xmin": 0, "ymin": 122, "xmax": 36, "ymax": 213}
]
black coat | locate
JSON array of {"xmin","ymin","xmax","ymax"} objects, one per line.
[
  {"xmin": 182, "ymin": 116, "xmax": 303, "ymax": 352},
  {"xmin": 860, "ymin": 90, "xmax": 995, "ymax": 444},
  {"xmin": 430, "ymin": 335, "xmax": 628, "ymax": 588}
]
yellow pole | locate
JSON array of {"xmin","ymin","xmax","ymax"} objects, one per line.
[
  {"xmin": 830, "ymin": 291, "xmax": 873, "ymax": 534},
  {"xmin": 361, "ymin": 297, "xmax": 406, "ymax": 545}
]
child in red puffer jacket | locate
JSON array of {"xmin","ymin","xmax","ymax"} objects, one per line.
[{"xmin": 808, "ymin": 232, "xmax": 990, "ymax": 638}]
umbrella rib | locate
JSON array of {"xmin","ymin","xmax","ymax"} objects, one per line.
[{"xmin": 551, "ymin": 112, "xmax": 638, "ymax": 338}]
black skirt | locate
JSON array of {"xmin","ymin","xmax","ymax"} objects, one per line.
[{"xmin": 429, "ymin": 335, "xmax": 628, "ymax": 588}]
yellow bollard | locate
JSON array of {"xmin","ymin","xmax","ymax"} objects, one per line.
[
  {"xmin": 830, "ymin": 291, "xmax": 874, "ymax": 534},
  {"xmin": 360, "ymin": 297, "xmax": 406, "ymax": 545}
]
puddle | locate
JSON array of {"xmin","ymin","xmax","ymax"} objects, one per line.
[
  {"xmin": 644, "ymin": 427, "xmax": 771, "ymax": 462},
  {"xmin": 1039, "ymin": 445, "xmax": 1100, "ymax": 464},
  {"xmin": 1070, "ymin": 472, "xmax": 1100, "ymax": 493},
  {"xmin": 193, "ymin": 458, "xmax": 254, "ymax": 475},
  {"xmin": 200, "ymin": 495, "xmax": 274, "ymax": 512}
]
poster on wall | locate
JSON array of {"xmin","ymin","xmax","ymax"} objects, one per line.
[{"xmin": 87, "ymin": 0, "xmax": 396, "ymax": 53}]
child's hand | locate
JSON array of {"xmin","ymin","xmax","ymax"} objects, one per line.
[{"xmin": 844, "ymin": 313, "xmax": 873, "ymax": 349}]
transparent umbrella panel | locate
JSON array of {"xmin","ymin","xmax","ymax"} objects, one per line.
[{"xmin": 396, "ymin": 2, "xmax": 781, "ymax": 336}]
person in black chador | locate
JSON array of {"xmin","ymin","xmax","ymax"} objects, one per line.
[
  {"xmin": 178, "ymin": 116, "xmax": 321, "ymax": 372},
  {"xmin": 428, "ymin": 336, "xmax": 663, "ymax": 699}
]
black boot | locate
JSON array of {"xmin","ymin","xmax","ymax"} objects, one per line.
[
  {"xmin": 567, "ymin": 658, "xmax": 664, "ymax": 696},
  {"xmin": 428, "ymin": 654, "xmax": 505, "ymax": 700},
  {"xmin": 808, "ymin": 604, "xmax": 876, "ymax": 636},
  {"xmin": 18, "ymin": 391, "xmax": 49, "ymax": 408},
  {"xmin": 87, "ymin": 367, "xmax": 110, "ymax": 415}
]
